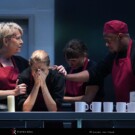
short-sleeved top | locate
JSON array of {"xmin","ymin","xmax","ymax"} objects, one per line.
[
  {"xmin": 17, "ymin": 67, "xmax": 65, "ymax": 111},
  {"xmin": 65, "ymin": 59, "xmax": 104, "ymax": 101}
]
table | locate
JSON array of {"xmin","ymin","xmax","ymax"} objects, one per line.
[{"xmin": 0, "ymin": 112, "xmax": 135, "ymax": 128}]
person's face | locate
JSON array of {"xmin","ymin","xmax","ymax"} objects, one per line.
[
  {"xmin": 103, "ymin": 33, "xmax": 120, "ymax": 53},
  {"xmin": 31, "ymin": 62, "xmax": 49, "ymax": 76},
  {"xmin": 66, "ymin": 57, "xmax": 84, "ymax": 69},
  {"xmin": 5, "ymin": 29, "xmax": 23, "ymax": 55}
]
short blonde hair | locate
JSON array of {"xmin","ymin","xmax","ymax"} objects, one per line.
[
  {"xmin": 0, "ymin": 22, "xmax": 23, "ymax": 48},
  {"xmin": 29, "ymin": 50, "xmax": 50, "ymax": 66},
  {"xmin": 0, "ymin": 22, "xmax": 23, "ymax": 38}
]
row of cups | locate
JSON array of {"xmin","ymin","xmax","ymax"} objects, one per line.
[{"xmin": 75, "ymin": 101, "xmax": 135, "ymax": 112}]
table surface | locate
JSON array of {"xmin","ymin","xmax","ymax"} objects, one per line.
[{"xmin": 0, "ymin": 112, "xmax": 135, "ymax": 120}]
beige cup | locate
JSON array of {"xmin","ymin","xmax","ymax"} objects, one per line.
[
  {"xmin": 116, "ymin": 102, "xmax": 127, "ymax": 112},
  {"xmin": 75, "ymin": 102, "xmax": 89, "ymax": 112},
  {"xmin": 7, "ymin": 95, "xmax": 15, "ymax": 112},
  {"xmin": 103, "ymin": 102, "xmax": 113, "ymax": 112},
  {"xmin": 90, "ymin": 102, "xmax": 102, "ymax": 112}
]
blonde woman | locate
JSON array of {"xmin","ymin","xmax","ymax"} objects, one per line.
[{"xmin": 0, "ymin": 22, "xmax": 28, "ymax": 108}]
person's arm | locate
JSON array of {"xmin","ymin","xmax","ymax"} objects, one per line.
[
  {"xmin": 22, "ymin": 84, "xmax": 40, "ymax": 111},
  {"xmin": 0, "ymin": 89, "xmax": 17, "ymax": 99},
  {"xmin": 0, "ymin": 79, "xmax": 26, "ymax": 99},
  {"xmin": 81, "ymin": 85, "xmax": 99, "ymax": 103},
  {"xmin": 66, "ymin": 70, "xmax": 89, "ymax": 82},
  {"xmin": 66, "ymin": 53, "xmax": 115, "ymax": 83},
  {"xmin": 49, "ymin": 65, "xmax": 67, "ymax": 76},
  {"xmin": 64, "ymin": 95, "xmax": 84, "ymax": 102},
  {"xmin": 52, "ymin": 64, "xmax": 89, "ymax": 82},
  {"xmin": 17, "ymin": 68, "xmax": 38, "ymax": 111},
  {"xmin": 22, "ymin": 70, "xmax": 41, "ymax": 111},
  {"xmin": 63, "ymin": 85, "xmax": 99, "ymax": 103},
  {"xmin": 41, "ymin": 83, "xmax": 57, "ymax": 111},
  {"xmin": 47, "ymin": 70, "xmax": 65, "ymax": 111},
  {"xmin": 40, "ymin": 70, "xmax": 57, "ymax": 111}
]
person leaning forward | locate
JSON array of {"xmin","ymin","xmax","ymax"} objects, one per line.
[{"xmin": 66, "ymin": 20, "xmax": 135, "ymax": 102}]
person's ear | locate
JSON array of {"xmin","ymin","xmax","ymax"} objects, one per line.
[
  {"xmin": 3, "ymin": 37, "xmax": 9, "ymax": 46},
  {"xmin": 118, "ymin": 33, "xmax": 123, "ymax": 39}
]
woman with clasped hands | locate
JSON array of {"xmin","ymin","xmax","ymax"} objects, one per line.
[{"xmin": 17, "ymin": 50, "xmax": 65, "ymax": 112}]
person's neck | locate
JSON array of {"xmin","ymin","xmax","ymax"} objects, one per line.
[
  {"xmin": 0, "ymin": 50, "xmax": 12, "ymax": 58},
  {"xmin": 0, "ymin": 54, "xmax": 12, "ymax": 65},
  {"xmin": 125, "ymin": 37, "xmax": 131, "ymax": 44},
  {"xmin": 0, "ymin": 55, "xmax": 12, "ymax": 61}
]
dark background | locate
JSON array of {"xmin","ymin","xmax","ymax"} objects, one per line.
[{"xmin": 54, "ymin": 0, "xmax": 135, "ymax": 102}]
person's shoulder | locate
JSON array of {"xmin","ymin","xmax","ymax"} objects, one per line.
[
  {"xmin": 88, "ymin": 59, "xmax": 97, "ymax": 65},
  {"xmin": 49, "ymin": 69, "xmax": 65, "ymax": 79},
  {"xmin": 18, "ymin": 67, "xmax": 31, "ymax": 84},
  {"xmin": 21, "ymin": 67, "xmax": 30, "ymax": 73},
  {"xmin": 103, "ymin": 52, "xmax": 116, "ymax": 62},
  {"xmin": 13, "ymin": 55, "xmax": 28, "ymax": 63},
  {"xmin": 19, "ymin": 67, "xmax": 31, "ymax": 78},
  {"xmin": 87, "ymin": 59, "xmax": 97, "ymax": 69},
  {"xmin": 13, "ymin": 55, "xmax": 29, "ymax": 72}
]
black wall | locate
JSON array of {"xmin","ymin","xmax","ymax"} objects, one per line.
[{"xmin": 54, "ymin": 0, "xmax": 135, "ymax": 102}]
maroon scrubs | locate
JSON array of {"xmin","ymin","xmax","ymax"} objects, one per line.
[{"xmin": 112, "ymin": 39, "xmax": 135, "ymax": 102}]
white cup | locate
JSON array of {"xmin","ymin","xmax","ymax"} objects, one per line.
[
  {"xmin": 7, "ymin": 95, "xmax": 15, "ymax": 112},
  {"xmin": 103, "ymin": 102, "xmax": 113, "ymax": 112},
  {"xmin": 130, "ymin": 91, "xmax": 135, "ymax": 102},
  {"xmin": 116, "ymin": 102, "xmax": 127, "ymax": 112},
  {"xmin": 75, "ymin": 102, "xmax": 89, "ymax": 112},
  {"xmin": 127, "ymin": 102, "xmax": 135, "ymax": 112},
  {"xmin": 90, "ymin": 102, "xmax": 102, "ymax": 112}
]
